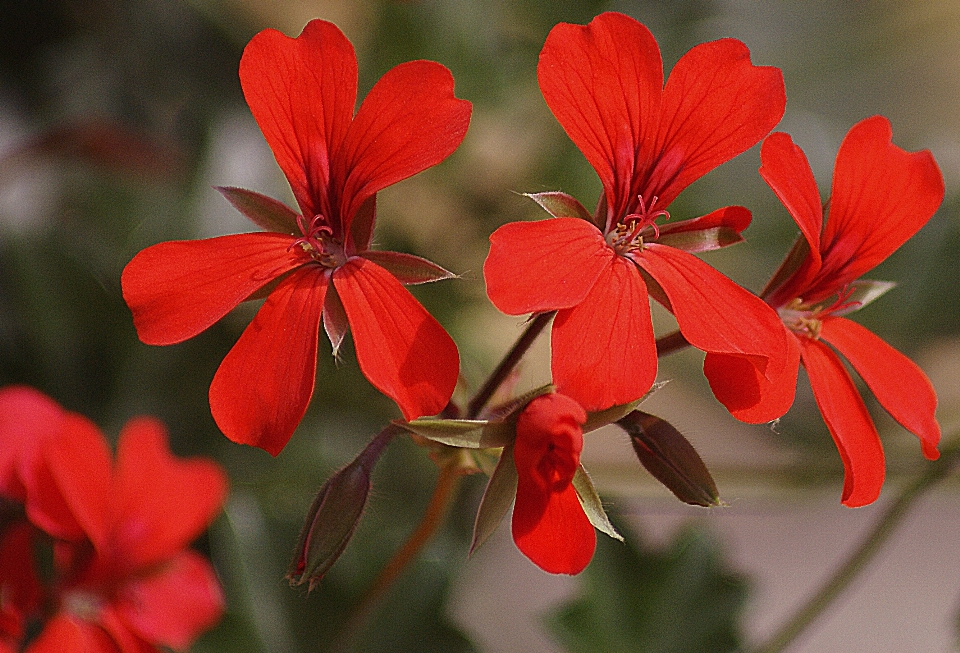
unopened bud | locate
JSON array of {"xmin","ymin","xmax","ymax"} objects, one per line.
[
  {"xmin": 618, "ymin": 410, "xmax": 721, "ymax": 507},
  {"xmin": 286, "ymin": 426, "xmax": 397, "ymax": 589}
]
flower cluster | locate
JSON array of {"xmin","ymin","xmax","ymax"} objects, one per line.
[
  {"xmin": 117, "ymin": 12, "xmax": 942, "ymax": 578},
  {"xmin": 0, "ymin": 386, "xmax": 227, "ymax": 652}
]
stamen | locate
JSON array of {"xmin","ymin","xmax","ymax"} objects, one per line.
[
  {"xmin": 777, "ymin": 287, "xmax": 862, "ymax": 341},
  {"xmin": 606, "ymin": 194, "xmax": 671, "ymax": 254},
  {"xmin": 823, "ymin": 285, "xmax": 861, "ymax": 315},
  {"xmin": 289, "ymin": 214, "xmax": 345, "ymax": 268}
]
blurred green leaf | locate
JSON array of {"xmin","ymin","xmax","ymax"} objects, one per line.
[{"xmin": 548, "ymin": 519, "xmax": 748, "ymax": 653}]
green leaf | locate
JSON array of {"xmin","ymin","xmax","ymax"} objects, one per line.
[
  {"xmin": 216, "ymin": 186, "xmax": 300, "ymax": 235},
  {"xmin": 548, "ymin": 518, "xmax": 748, "ymax": 653},
  {"xmin": 361, "ymin": 250, "xmax": 458, "ymax": 285},
  {"xmin": 524, "ymin": 191, "xmax": 594, "ymax": 223},
  {"xmin": 572, "ymin": 465, "xmax": 622, "ymax": 542},
  {"xmin": 470, "ymin": 443, "xmax": 518, "ymax": 555},
  {"xmin": 400, "ymin": 418, "xmax": 514, "ymax": 449},
  {"xmin": 618, "ymin": 410, "xmax": 721, "ymax": 507}
]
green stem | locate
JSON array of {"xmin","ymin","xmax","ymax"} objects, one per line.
[
  {"xmin": 749, "ymin": 444, "xmax": 960, "ymax": 653},
  {"xmin": 466, "ymin": 321, "xmax": 691, "ymax": 420}
]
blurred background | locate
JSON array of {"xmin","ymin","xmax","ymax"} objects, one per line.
[{"xmin": 1, "ymin": 0, "xmax": 959, "ymax": 651}]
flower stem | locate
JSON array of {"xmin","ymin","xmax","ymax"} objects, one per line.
[
  {"xmin": 749, "ymin": 444, "xmax": 960, "ymax": 653},
  {"xmin": 335, "ymin": 456, "xmax": 465, "ymax": 651},
  {"xmin": 466, "ymin": 311, "xmax": 554, "ymax": 419}
]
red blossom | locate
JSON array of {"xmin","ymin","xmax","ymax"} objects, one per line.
[
  {"xmin": 483, "ymin": 12, "xmax": 789, "ymax": 411},
  {"xmin": 706, "ymin": 116, "xmax": 944, "ymax": 506},
  {"xmin": 0, "ymin": 387, "xmax": 228, "ymax": 653},
  {"xmin": 512, "ymin": 393, "xmax": 595, "ymax": 575},
  {"xmin": 122, "ymin": 20, "xmax": 471, "ymax": 454}
]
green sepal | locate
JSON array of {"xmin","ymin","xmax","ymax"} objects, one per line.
[
  {"xmin": 361, "ymin": 250, "xmax": 457, "ymax": 285},
  {"xmin": 469, "ymin": 443, "xmax": 518, "ymax": 555},
  {"xmin": 524, "ymin": 192, "xmax": 594, "ymax": 224},
  {"xmin": 832, "ymin": 279, "xmax": 897, "ymax": 316},
  {"xmin": 583, "ymin": 381, "xmax": 668, "ymax": 433},
  {"xmin": 400, "ymin": 418, "xmax": 514, "ymax": 449},
  {"xmin": 656, "ymin": 226, "xmax": 745, "ymax": 253},
  {"xmin": 216, "ymin": 186, "xmax": 300, "ymax": 235},
  {"xmin": 619, "ymin": 410, "xmax": 721, "ymax": 507},
  {"xmin": 572, "ymin": 465, "xmax": 623, "ymax": 541},
  {"xmin": 483, "ymin": 384, "xmax": 555, "ymax": 422}
]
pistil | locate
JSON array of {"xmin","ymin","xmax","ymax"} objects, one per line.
[
  {"xmin": 290, "ymin": 214, "xmax": 347, "ymax": 268},
  {"xmin": 606, "ymin": 195, "xmax": 670, "ymax": 254}
]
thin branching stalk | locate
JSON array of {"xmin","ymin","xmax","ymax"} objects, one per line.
[
  {"xmin": 466, "ymin": 311, "xmax": 554, "ymax": 419},
  {"xmin": 750, "ymin": 442, "xmax": 960, "ymax": 653},
  {"xmin": 335, "ymin": 457, "xmax": 465, "ymax": 651}
]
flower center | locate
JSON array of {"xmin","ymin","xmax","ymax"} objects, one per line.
[
  {"xmin": 606, "ymin": 195, "xmax": 670, "ymax": 255},
  {"xmin": 777, "ymin": 286, "xmax": 861, "ymax": 340},
  {"xmin": 290, "ymin": 214, "xmax": 347, "ymax": 268}
]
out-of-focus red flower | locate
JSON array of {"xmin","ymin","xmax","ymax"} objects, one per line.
[
  {"xmin": 122, "ymin": 19, "xmax": 471, "ymax": 455},
  {"xmin": 0, "ymin": 386, "xmax": 228, "ymax": 652},
  {"xmin": 483, "ymin": 12, "xmax": 789, "ymax": 412},
  {"xmin": 512, "ymin": 392, "xmax": 595, "ymax": 575},
  {"xmin": 706, "ymin": 116, "xmax": 944, "ymax": 506}
]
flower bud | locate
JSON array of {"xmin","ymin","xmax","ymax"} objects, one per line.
[
  {"xmin": 286, "ymin": 427, "xmax": 396, "ymax": 589},
  {"xmin": 618, "ymin": 410, "xmax": 720, "ymax": 507}
]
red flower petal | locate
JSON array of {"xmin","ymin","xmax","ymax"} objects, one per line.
[
  {"xmin": 484, "ymin": 217, "xmax": 613, "ymax": 315},
  {"xmin": 112, "ymin": 418, "xmax": 228, "ymax": 570},
  {"xmin": 209, "ymin": 266, "xmax": 327, "ymax": 455},
  {"xmin": 758, "ymin": 131, "xmax": 824, "ymax": 303},
  {"xmin": 820, "ymin": 317, "xmax": 940, "ymax": 459},
  {"xmin": 552, "ymin": 257, "xmax": 657, "ymax": 411},
  {"xmin": 25, "ymin": 614, "xmax": 119, "ymax": 653},
  {"xmin": 512, "ymin": 393, "xmax": 594, "ymax": 575},
  {"xmin": 800, "ymin": 338, "xmax": 885, "ymax": 507},
  {"xmin": 538, "ymin": 12, "xmax": 663, "ymax": 222},
  {"xmin": 512, "ymin": 482, "xmax": 595, "ymax": 575},
  {"xmin": 638, "ymin": 245, "xmax": 787, "ymax": 365},
  {"xmin": 704, "ymin": 330, "xmax": 800, "ymax": 424},
  {"xmin": 0, "ymin": 522, "xmax": 43, "ymax": 639},
  {"xmin": 816, "ymin": 116, "xmax": 944, "ymax": 294},
  {"xmin": 333, "ymin": 257, "xmax": 458, "ymax": 420},
  {"xmin": 334, "ymin": 60, "xmax": 471, "ymax": 239},
  {"xmin": 28, "ymin": 415, "xmax": 112, "ymax": 548},
  {"xmin": 0, "ymin": 386, "xmax": 65, "ymax": 501},
  {"xmin": 121, "ymin": 234, "xmax": 304, "ymax": 346},
  {"xmin": 239, "ymin": 20, "xmax": 357, "ymax": 219},
  {"xmin": 656, "ymin": 205, "xmax": 752, "ymax": 240},
  {"xmin": 651, "ymin": 38, "xmax": 785, "ymax": 207},
  {"xmin": 115, "ymin": 551, "xmax": 224, "ymax": 651}
]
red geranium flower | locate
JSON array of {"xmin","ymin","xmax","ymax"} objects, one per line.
[
  {"xmin": 706, "ymin": 116, "xmax": 944, "ymax": 506},
  {"xmin": 512, "ymin": 392, "xmax": 595, "ymax": 575},
  {"xmin": 0, "ymin": 386, "xmax": 228, "ymax": 652},
  {"xmin": 122, "ymin": 20, "xmax": 471, "ymax": 454},
  {"xmin": 483, "ymin": 12, "xmax": 789, "ymax": 411}
]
